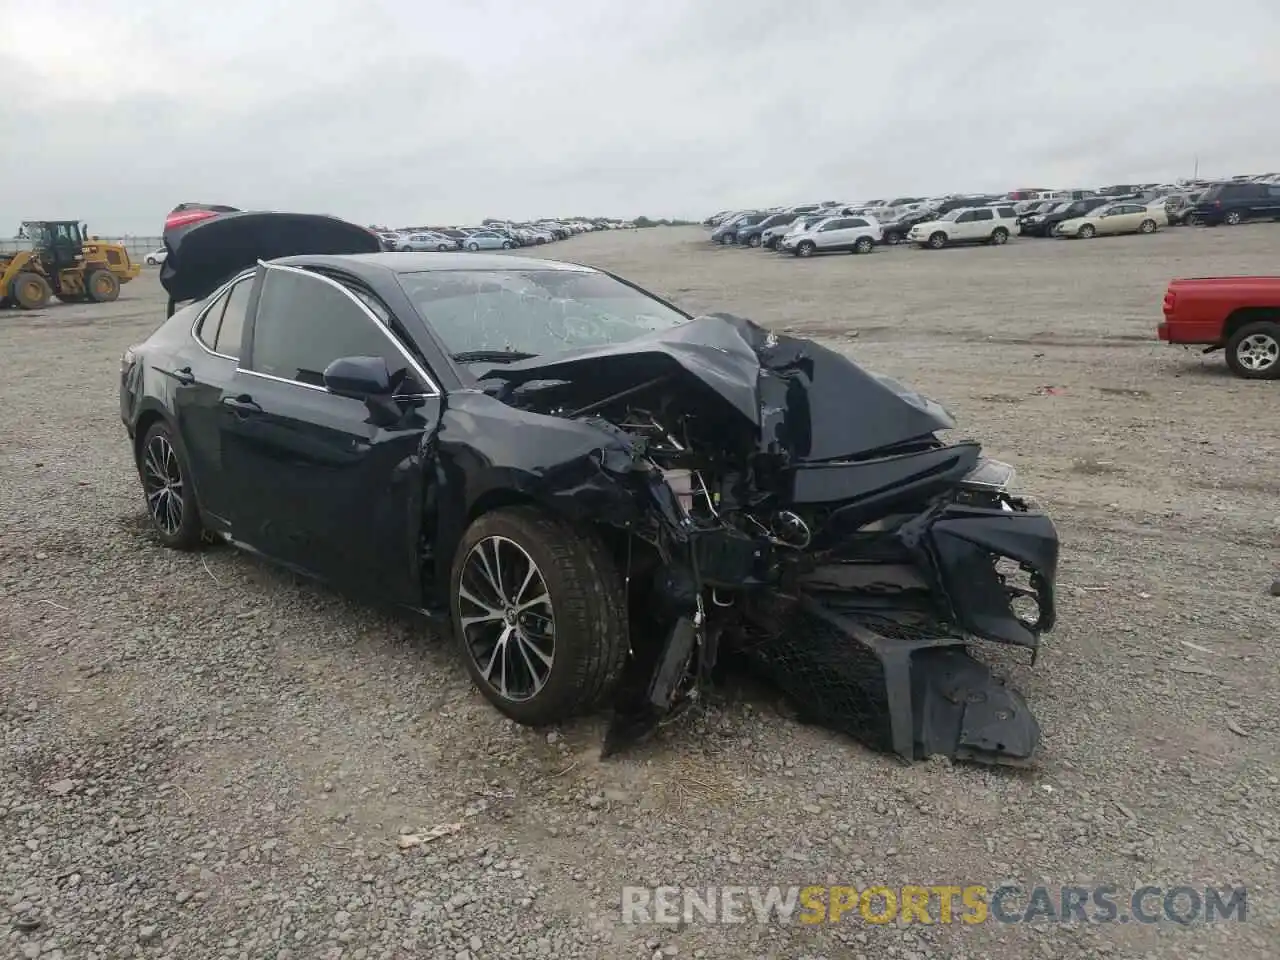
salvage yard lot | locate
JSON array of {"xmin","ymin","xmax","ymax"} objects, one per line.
[{"xmin": 2, "ymin": 226, "xmax": 1277, "ymax": 959}]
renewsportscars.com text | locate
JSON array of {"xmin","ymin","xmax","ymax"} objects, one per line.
[{"xmin": 621, "ymin": 884, "xmax": 1248, "ymax": 926}]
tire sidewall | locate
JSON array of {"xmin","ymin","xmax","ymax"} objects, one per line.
[
  {"xmin": 1226, "ymin": 321, "xmax": 1280, "ymax": 380},
  {"xmin": 450, "ymin": 507, "xmax": 626, "ymax": 725},
  {"xmin": 138, "ymin": 420, "xmax": 204, "ymax": 549}
]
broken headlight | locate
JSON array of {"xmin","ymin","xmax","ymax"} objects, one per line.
[{"xmin": 959, "ymin": 457, "xmax": 1017, "ymax": 493}]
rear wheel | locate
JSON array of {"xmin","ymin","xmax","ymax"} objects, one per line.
[
  {"xmin": 451, "ymin": 507, "xmax": 628, "ymax": 725},
  {"xmin": 138, "ymin": 421, "xmax": 205, "ymax": 549},
  {"xmin": 885, "ymin": 232, "xmax": 902, "ymax": 245},
  {"xmin": 11, "ymin": 272, "xmax": 51, "ymax": 309},
  {"xmin": 748, "ymin": 234, "xmax": 761, "ymax": 247},
  {"xmin": 853, "ymin": 236, "xmax": 874, "ymax": 254},
  {"xmin": 1225, "ymin": 320, "xmax": 1280, "ymax": 379},
  {"xmin": 86, "ymin": 269, "xmax": 120, "ymax": 302},
  {"xmin": 990, "ymin": 227, "xmax": 1009, "ymax": 245},
  {"xmin": 1224, "ymin": 210, "xmax": 1242, "ymax": 225},
  {"xmin": 1139, "ymin": 219, "xmax": 1157, "ymax": 234}
]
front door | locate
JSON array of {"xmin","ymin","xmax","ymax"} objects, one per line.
[{"xmin": 219, "ymin": 263, "xmax": 442, "ymax": 606}]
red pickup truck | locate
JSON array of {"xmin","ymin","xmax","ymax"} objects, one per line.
[{"xmin": 1159, "ymin": 277, "xmax": 1280, "ymax": 379}]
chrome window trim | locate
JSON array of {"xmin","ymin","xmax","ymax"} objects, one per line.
[
  {"xmin": 239, "ymin": 261, "xmax": 441, "ymax": 398},
  {"xmin": 191, "ymin": 270, "xmax": 256, "ymax": 361}
]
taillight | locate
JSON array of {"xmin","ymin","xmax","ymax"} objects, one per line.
[{"xmin": 1215, "ymin": 200, "xmax": 1222, "ymax": 208}]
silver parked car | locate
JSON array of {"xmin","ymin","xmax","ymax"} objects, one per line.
[
  {"xmin": 400, "ymin": 232, "xmax": 459, "ymax": 252},
  {"xmin": 462, "ymin": 230, "xmax": 515, "ymax": 251}
]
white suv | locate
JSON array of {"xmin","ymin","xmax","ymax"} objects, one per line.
[
  {"xmin": 780, "ymin": 215, "xmax": 882, "ymax": 257},
  {"xmin": 908, "ymin": 206, "xmax": 1018, "ymax": 249}
]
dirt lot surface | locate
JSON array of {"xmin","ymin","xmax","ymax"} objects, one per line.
[{"xmin": 2, "ymin": 226, "xmax": 1277, "ymax": 960}]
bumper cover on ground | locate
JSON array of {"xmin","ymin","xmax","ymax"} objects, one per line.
[{"xmin": 741, "ymin": 598, "xmax": 1040, "ymax": 766}]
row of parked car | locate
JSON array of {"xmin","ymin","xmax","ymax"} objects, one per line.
[
  {"xmin": 706, "ymin": 177, "xmax": 1280, "ymax": 256},
  {"xmin": 376, "ymin": 218, "xmax": 633, "ymax": 253}
]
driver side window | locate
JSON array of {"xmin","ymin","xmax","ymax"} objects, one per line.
[{"xmin": 246, "ymin": 267, "xmax": 417, "ymax": 390}]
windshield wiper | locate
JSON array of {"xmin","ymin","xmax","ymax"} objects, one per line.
[{"xmin": 451, "ymin": 349, "xmax": 538, "ymax": 363}]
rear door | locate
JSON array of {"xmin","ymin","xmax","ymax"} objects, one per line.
[
  {"xmin": 177, "ymin": 270, "xmax": 257, "ymax": 531},
  {"xmin": 219, "ymin": 263, "xmax": 441, "ymax": 605}
]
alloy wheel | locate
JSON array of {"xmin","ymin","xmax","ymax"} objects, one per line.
[
  {"xmin": 457, "ymin": 536, "xmax": 555, "ymax": 702},
  {"xmin": 1236, "ymin": 332, "xmax": 1280, "ymax": 372},
  {"xmin": 142, "ymin": 433, "xmax": 184, "ymax": 536}
]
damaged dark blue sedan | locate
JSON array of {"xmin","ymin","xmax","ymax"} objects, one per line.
[{"xmin": 121, "ymin": 211, "xmax": 1058, "ymax": 765}]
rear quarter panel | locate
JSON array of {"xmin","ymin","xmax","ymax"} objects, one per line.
[{"xmin": 1163, "ymin": 277, "xmax": 1280, "ymax": 344}]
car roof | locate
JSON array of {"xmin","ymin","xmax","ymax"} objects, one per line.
[{"xmin": 271, "ymin": 252, "xmax": 598, "ymax": 277}]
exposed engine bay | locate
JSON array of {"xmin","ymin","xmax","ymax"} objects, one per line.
[{"xmin": 477, "ymin": 313, "xmax": 1059, "ymax": 766}]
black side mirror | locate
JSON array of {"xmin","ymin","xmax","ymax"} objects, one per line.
[{"xmin": 323, "ymin": 356, "xmax": 391, "ymax": 398}]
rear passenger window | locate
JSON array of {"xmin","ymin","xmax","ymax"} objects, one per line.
[
  {"xmin": 213, "ymin": 277, "xmax": 252, "ymax": 358},
  {"xmin": 973, "ymin": 209, "xmax": 994, "ymax": 221},
  {"xmin": 195, "ymin": 274, "xmax": 252, "ymax": 358},
  {"xmin": 849, "ymin": 218, "xmax": 868, "ymax": 228}
]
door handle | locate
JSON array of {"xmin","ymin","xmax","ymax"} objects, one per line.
[
  {"xmin": 221, "ymin": 395, "xmax": 263, "ymax": 417},
  {"xmin": 158, "ymin": 365, "xmax": 195, "ymax": 385}
]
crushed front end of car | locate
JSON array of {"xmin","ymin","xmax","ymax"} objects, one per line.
[{"xmin": 477, "ymin": 313, "xmax": 1058, "ymax": 766}]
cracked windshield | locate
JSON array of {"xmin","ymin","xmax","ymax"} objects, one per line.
[{"xmin": 397, "ymin": 268, "xmax": 689, "ymax": 360}]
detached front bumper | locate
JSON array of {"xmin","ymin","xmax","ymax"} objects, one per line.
[{"xmin": 739, "ymin": 495, "xmax": 1058, "ymax": 767}]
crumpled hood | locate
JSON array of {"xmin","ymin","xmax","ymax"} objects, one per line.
[{"xmin": 478, "ymin": 313, "xmax": 954, "ymax": 462}]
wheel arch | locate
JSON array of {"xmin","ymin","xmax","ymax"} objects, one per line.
[
  {"xmin": 1224, "ymin": 307, "xmax": 1280, "ymax": 342},
  {"xmin": 132, "ymin": 404, "xmax": 172, "ymax": 467}
]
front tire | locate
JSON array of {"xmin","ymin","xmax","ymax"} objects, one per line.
[
  {"xmin": 502, "ymin": 240, "xmax": 512, "ymax": 249},
  {"xmin": 467, "ymin": 242, "xmax": 480, "ymax": 251},
  {"xmin": 11, "ymin": 272, "xmax": 51, "ymax": 309},
  {"xmin": 928, "ymin": 232, "xmax": 947, "ymax": 249},
  {"xmin": 795, "ymin": 240, "xmax": 816, "ymax": 257},
  {"xmin": 138, "ymin": 421, "xmax": 204, "ymax": 549},
  {"xmin": 748, "ymin": 234, "xmax": 761, "ymax": 248},
  {"xmin": 1078, "ymin": 224, "xmax": 1096, "ymax": 239},
  {"xmin": 1225, "ymin": 320, "xmax": 1280, "ymax": 379},
  {"xmin": 451, "ymin": 507, "xmax": 628, "ymax": 725}
]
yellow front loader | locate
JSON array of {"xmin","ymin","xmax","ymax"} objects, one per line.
[{"xmin": 1, "ymin": 220, "xmax": 141, "ymax": 309}]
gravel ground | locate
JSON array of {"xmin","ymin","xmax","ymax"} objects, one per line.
[{"xmin": 2, "ymin": 225, "xmax": 1277, "ymax": 960}]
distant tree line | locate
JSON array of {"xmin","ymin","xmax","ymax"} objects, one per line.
[{"xmin": 633, "ymin": 217, "xmax": 698, "ymax": 228}]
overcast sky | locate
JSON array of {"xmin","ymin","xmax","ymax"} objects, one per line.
[{"xmin": 3, "ymin": 0, "xmax": 1278, "ymax": 234}]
